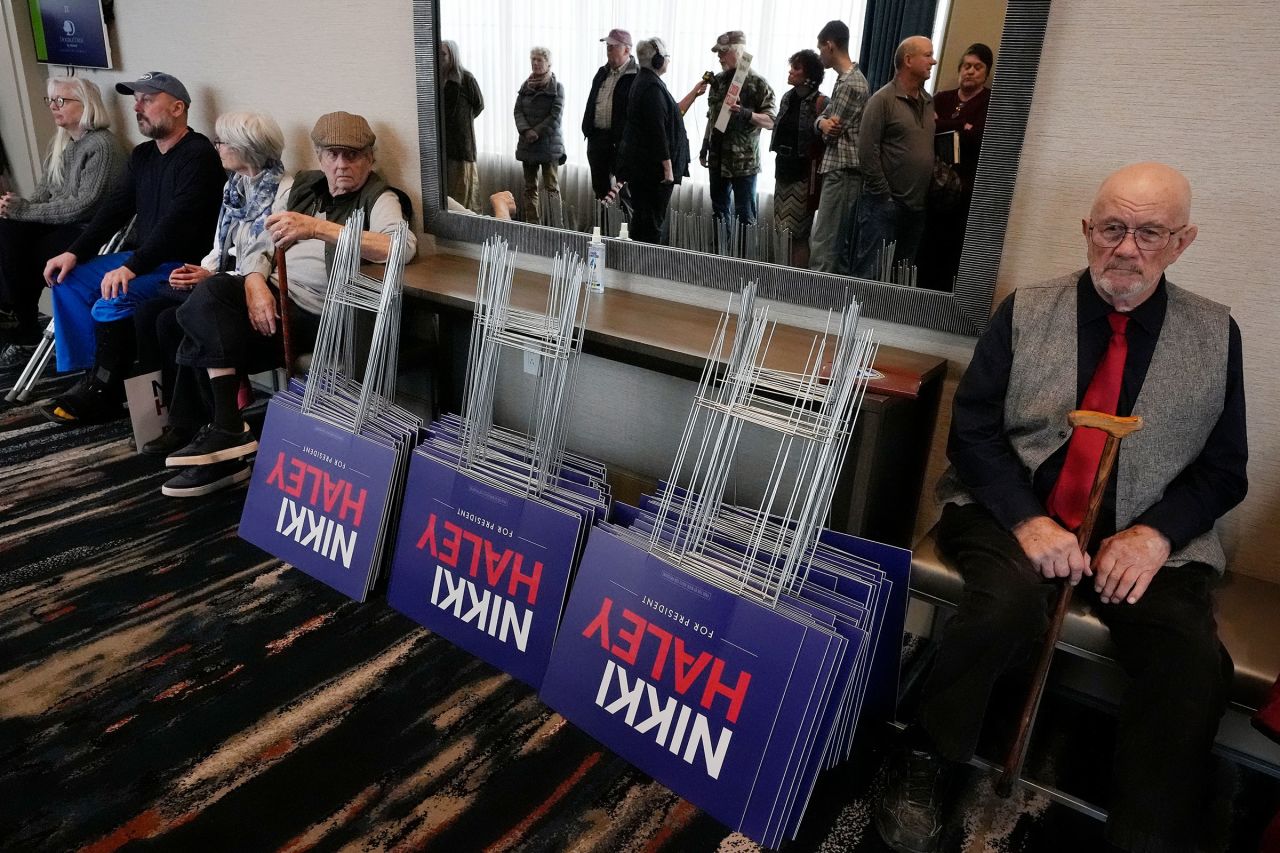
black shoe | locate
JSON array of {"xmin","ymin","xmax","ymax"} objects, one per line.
[
  {"xmin": 0, "ymin": 309, "xmax": 17, "ymax": 330},
  {"xmin": 874, "ymin": 747, "xmax": 954, "ymax": 853},
  {"xmin": 161, "ymin": 460, "xmax": 252, "ymax": 497},
  {"xmin": 0, "ymin": 343, "xmax": 37, "ymax": 368},
  {"xmin": 141, "ymin": 425, "xmax": 195, "ymax": 457},
  {"xmin": 39, "ymin": 375, "xmax": 122, "ymax": 425},
  {"xmin": 165, "ymin": 422, "xmax": 257, "ymax": 467}
]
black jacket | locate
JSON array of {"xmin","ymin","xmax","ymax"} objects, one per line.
[
  {"xmin": 616, "ymin": 69, "xmax": 689, "ymax": 184},
  {"xmin": 442, "ymin": 70, "xmax": 484, "ymax": 162},
  {"xmin": 581, "ymin": 58, "xmax": 638, "ymax": 146}
]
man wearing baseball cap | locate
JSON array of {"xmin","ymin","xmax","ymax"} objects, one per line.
[
  {"xmin": 700, "ymin": 31, "xmax": 775, "ymax": 227},
  {"xmin": 581, "ymin": 28, "xmax": 638, "ymax": 200},
  {"xmin": 40, "ymin": 70, "xmax": 224, "ymax": 426},
  {"xmin": 153, "ymin": 110, "xmax": 416, "ymax": 480}
]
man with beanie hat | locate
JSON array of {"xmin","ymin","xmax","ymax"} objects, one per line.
[
  {"xmin": 40, "ymin": 70, "xmax": 224, "ymax": 425},
  {"xmin": 154, "ymin": 110, "xmax": 415, "ymax": 497}
]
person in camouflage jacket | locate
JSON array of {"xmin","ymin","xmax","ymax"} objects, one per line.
[{"xmin": 699, "ymin": 31, "xmax": 775, "ymax": 225}]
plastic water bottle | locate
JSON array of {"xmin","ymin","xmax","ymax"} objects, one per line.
[
  {"xmin": 617, "ymin": 222, "xmax": 632, "ymax": 240},
  {"xmin": 587, "ymin": 226, "xmax": 605, "ymax": 293}
]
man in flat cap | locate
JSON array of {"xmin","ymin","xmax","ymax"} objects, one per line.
[
  {"xmin": 151, "ymin": 111, "xmax": 416, "ymax": 490},
  {"xmin": 582, "ymin": 28, "xmax": 639, "ymax": 200},
  {"xmin": 40, "ymin": 70, "xmax": 224, "ymax": 425},
  {"xmin": 700, "ymin": 30, "xmax": 775, "ymax": 229}
]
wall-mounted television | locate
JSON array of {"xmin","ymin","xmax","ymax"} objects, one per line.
[{"xmin": 28, "ymin": 0, "xmax": 113, "ymax": 70}]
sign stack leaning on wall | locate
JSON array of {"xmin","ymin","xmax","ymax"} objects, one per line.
[{"xmin": 541, "ymin": 284, "xmax": 910, "ymax": 847}]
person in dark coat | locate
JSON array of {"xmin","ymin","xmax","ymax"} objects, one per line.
[
  {"xmin": 918, "ymin": 43, "xmax": 994, "ymax": 291},
  {"xmin": 615, "ymin": 37, "xmax": 690, "ymax": 244},
  {"xmin": 581, "ymin": 29, "xmax": 639, "ymax": 200},
  {"xmin": 440, "ymin": 40, "xmax": 484, "ymax": 212},
  {"xmin": 770, "ymin": 49, "xmax": 828, "ymax": 268},
  {"xmin": 514, "ymin": 46, "xmax": 565, "ymax": 224}
]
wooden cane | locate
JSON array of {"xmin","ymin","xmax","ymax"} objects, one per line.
[
  {"xmin": 275, "ymin": 247, "xmax": 295, "ymax": 379},
  {"xmin": 995, "ymin": 410, "xmax": 1144, "ymax": 797}
]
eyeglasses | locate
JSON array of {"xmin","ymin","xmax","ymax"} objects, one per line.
[
  {"xmin": 1088, "ymin": 222, "xmax": 1188, "ymax": 252},
  {"xmin": 212, "ymin": 138, "xmax": 226, "ymax": 146},
  {"xmin": 43, "ymin": 96, "xmax": 81, "ymax": 108}
]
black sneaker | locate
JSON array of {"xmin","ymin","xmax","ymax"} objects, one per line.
[
  {"xmin": 161, "ymin": 460, "xmax": 251, "ymax": 497},
  {"xmin": 0, "ymin": 343, "xmax": 37, "ymax": 368},
  {"xmin": 39, "ymin": 375, "xmax": 123, "ymax": 425},
  {"xmin": 874, "ymin": 747, "xmax": 954, "ymax": 853},
  {"xmin": 141, "ymin": 425, "xmax": 195, "ymax": 457},
  {"xmin": 165, "ymin": 422, "xmax": 257, "ymax": 467}
]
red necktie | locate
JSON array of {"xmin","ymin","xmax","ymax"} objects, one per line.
[{"xmin": 1045, "ymin": 312, "xmax": 1130, "ymax": 530}]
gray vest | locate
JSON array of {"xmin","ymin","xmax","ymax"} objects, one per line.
[{"xmin": 937, "ymin": 272, "xmax": 1231, "ymax": 570}]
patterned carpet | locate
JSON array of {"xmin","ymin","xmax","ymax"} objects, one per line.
[{"xmin": 0, "ymin": 370, "xmax": 1273, "ymax": 852}]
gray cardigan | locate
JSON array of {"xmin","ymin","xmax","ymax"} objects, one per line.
[{"xmin": 7, "ymin": 128, "xmax": 125, "ymax": 225}]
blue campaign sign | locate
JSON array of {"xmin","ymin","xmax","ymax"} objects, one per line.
[
  {"xmin": 817, "ymin": 529, "xmax": 911, "ymax": 723},
  {"xmin": 239, "ymin": 398, "xmax": 397, "ymax": 602},
  {"xmin": 541, "ymin": 527, "xmax": 827, "ymax": 835},
  {"xmin": 30, "ymin": 0, "xmax": 112, "ymax": 68},
  {"xmin": 385, "ymin": 452, "xmax": 583, "ymax": 689}
]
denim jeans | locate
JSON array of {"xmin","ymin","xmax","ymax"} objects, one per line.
[
  {"xmin": 850, "ymin": 192, "xmax": 926, "ymax": 281},
  {"xmin": 709, "ymin": 172, "xmax": 758, "ymax": 224},
  {"xmin": 809, "ymin": 169, "xmax": 861, "ymax": 274}
]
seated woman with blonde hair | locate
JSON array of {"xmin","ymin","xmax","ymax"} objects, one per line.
[{"xmin": 0, "ymin": 76, "xmax": 124, "ymax": 363}]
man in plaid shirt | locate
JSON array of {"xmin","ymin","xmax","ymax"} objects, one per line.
[{"xmin": 810, "ymin": 20, "xmax": 869, "ymax": 275}]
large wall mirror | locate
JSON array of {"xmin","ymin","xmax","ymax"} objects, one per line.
[{"xmin": 413, "ymin": 0, "xmax": 1050, "ymax": 336}]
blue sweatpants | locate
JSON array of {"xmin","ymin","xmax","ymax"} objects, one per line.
[{"xmin": 50, "ymin": 252, "xmax": 180, "ymax": 372}]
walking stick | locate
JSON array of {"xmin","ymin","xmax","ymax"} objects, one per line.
[
  {"xmin": 995, "ymin": 409, "xmax": 1144, "ymax": 797},
  {"xmin": 275, "ymin": 247, "xmax": 295, "ymax": 379}
]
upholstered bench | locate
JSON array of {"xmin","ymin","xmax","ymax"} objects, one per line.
[{"xmin": 908, "ymin": 526, "xmax": 1280, "ymax": 806}]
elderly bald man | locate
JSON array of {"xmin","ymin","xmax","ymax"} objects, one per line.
[{"xmin": 876, "ymin": 163, "xmax": 1248, "ymax": 853}]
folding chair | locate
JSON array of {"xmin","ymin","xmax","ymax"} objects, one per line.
[{"xmin": 5, "ymin": 218, "xmax": 136, "ymax": 403}]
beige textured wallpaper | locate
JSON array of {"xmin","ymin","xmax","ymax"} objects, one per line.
[{"xmin": 996, "ymin": 0, "xmax": 1280, "ymax": 581}]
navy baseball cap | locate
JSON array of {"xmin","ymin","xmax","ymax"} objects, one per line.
[{"xmin": 115, "ymin": 71, "xmax": 191, "ymax": 106}]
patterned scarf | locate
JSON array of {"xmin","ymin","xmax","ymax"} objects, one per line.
[
  {"xmin": 211, "ymin": 160, "xmax": 285, "ymax": 273},
  {"xmin": 522, "ymin": 68, "xmax": 552, "ymax": 93}
]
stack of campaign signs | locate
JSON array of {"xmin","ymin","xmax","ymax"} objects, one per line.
[
  {"xmin": 240, "ymin": 216, "xmax": 422, "ymax": 602},
  {"xmin": 541, "ymin": 285, "xmax": 910, "ymax": 847},
  {"xmin": 386, "ymin": 238, "xmax": 609, "ymax": 689}
]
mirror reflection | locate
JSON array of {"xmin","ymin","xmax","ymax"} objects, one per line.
[{"xmin": 439, "ymin": 1, "xmax": 1006, "ymax": 292}]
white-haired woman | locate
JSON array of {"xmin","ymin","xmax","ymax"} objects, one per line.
[
  {"xmin": 441, "ymin": 39, "xmax": 484, "ymax": 212},
  {"xmin": 132, "ymin": 110, "xmax": 289, "ymax": 468},
  {"xmin": 616, "ymin": 37, "xmax": 690, "ymax": 244},
  {"xmin": 0, "ymin": 76, "xmax": 123, "ymax": 360},
  {"xmin": 513, "ymin": 46, "xmax": 565, "ymax": 224}
]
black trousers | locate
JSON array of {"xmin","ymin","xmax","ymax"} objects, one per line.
[
  {"xmin": 586, "ymin": 136, "xmax": 618, "ymax": 200},
  {"xmin": 916, "ymin": 502, "xmax": 1231, "ymax": 852},
  {"xmin": 170, "ymin": 273, "xmax": 319, "ymax": 426},
  {"xmin": 0, "ymin": 218, "xmax": 84, "ymax": 335},
  {"xmin": 133, "ymin": 288, "xmax": 200, "ymax": 427},
  {"xmin": 627, "ymin": 181, "xmax": 674, "ymax": 245}
]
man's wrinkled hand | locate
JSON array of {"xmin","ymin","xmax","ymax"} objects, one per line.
[
  {"xmin": 1013, "ymin": 515, "xmax": 1090, "ymax": 584},
  {"xmin": 266, "ymin": 211, "xmax": 318, "ymax": 250},
  {"xmin": 244, "ymin": 275, "xmax": 277, "ymax": 336},
  {"xmin": 1094, "ymin": 525, "xmax": 1170, "ymax": 605},
  {"xmin": 100, "ymin": 265, "xmax": 136, "ymax": 300}
]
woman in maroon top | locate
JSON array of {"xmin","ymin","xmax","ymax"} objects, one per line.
[{"xmin": 918, "ymin": 43, "xmax": 993, "ymax": 291}]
